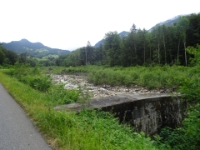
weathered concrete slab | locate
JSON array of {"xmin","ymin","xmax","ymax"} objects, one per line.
[
  {"xmin": 54, "ymin": 93, "xmax": 175, "ymax": 112},
  {"xmin": 54, "ymin": 93, "xmax": 185, "ymax": 135}
]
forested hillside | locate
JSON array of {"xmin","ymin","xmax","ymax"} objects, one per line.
[
  {"xmin": 0, "ymin": 45, "xmax": 19, "ymax": 65},
  {"xmin": 56, "ymin": 13, "xmax": 200, "ymax": 67},
  {"xmin": 2, "ymin": 39, "xmax": 70, "ymax": 58}
]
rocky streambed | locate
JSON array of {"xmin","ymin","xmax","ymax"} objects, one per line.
[
  {"xmin": 51, "ymin": 74, "xmax": 185, "ymax": 135},
  {"xmin": 51, "ymin": 74, "xmax": 178, "ymax": 99}
]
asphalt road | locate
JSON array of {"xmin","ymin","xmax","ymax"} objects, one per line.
[{"xmin": 0, "ymin": 84, "xmax": 52, "ymax": 150}]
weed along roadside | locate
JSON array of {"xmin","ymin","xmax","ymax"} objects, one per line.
[{"xmin": 0, "ymin": 68, "xmax": 166, "ymax": 150}]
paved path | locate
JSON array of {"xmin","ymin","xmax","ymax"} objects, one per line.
[{"xmin": 0, "ymin": 84, "xmax": 52, "ymax": 150}]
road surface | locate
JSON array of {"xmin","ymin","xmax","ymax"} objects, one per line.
[{"xmin": 0, "ymin": 83, "xmax": 52, "ymax": 150}]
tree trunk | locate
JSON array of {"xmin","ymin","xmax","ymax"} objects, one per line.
[
  {"xmin": 184, "ymin": 41, "xmax": 187, "ymax": 66},
  {"xmin": 150, "ymin": 46, "xmax": 152, "ymax": 63},
  {"xmin": 158, "ymin": 44, "xmax": 160, "ymax": 64},
  {"xmin": 163, "ymin": 34, "xmax": 167, "ymax": 64},
  {"xmin": 85, "ymin": 48, "xmax": 87, "ymax": 65},
  {"xmin": 170, "ymin": 49, "xmax": 173, "ymax": 65},
  {"xmin": 143, "ymin": 41, "xmax": 145, "ymax": 64},
  {"xmin": 134, "ymin": 42, "xmax": 137, "ymax": 54},
  {"xmin": 177, "ymin": 39, "xmax": 180, "ymax": 61}
]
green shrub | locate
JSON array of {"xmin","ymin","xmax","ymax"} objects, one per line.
[
  {"xmin": 47, "ymin": 84, "xmax": 80, "ymax": 106},
  {"xmin": 6, "ymin": 65, "xmax": 52, "ymax": 92},
  {"xmin": 29, "ymin": 76, "xmax": 51, "ymax": 92}
]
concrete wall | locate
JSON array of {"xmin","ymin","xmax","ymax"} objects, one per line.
[
  {"xmin": 54, "ymin": 94, "xmax": 187, "ymax": 135},
  {"xmin": 102, "ymin": 97, "xmax": 187, "ymax": 135}
]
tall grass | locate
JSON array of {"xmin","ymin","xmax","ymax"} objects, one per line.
[
  {"xmin": 4, "ymin": 65, "xmax": 83, "ymax": 106},
  {"xmin": 0, "ymin": 71, "xmax": 166, "ymax": 150},
  {"xmin": 45, "ymin": 65, "xmax": 196, "ymax": 90}
]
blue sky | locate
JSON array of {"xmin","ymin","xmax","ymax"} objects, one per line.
[{"xmin": 0, "ymin": 0, "xmax": 199, "ymax": 50}]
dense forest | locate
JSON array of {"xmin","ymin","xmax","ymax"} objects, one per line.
[
  {"xmin": 0, "ymin": 44, "xmax": 38, "ymax": 66},
  {"xmin": 1, "ymin": 42, "xmax": 71, "ymax": 67},
  {"xmin": 56, "ymin": 13, "xmax": 200, "ymax": 67}
]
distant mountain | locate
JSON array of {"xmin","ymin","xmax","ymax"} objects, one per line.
[
  {"xmin": 148, "ymin": 15, "xmax": 181, "ymax": 31},
  {"xmin": 119, "ymin": 31, "xmax": 130, "ymax": 37},
  {"xmin": 94, "ymin": 31, "xmax": 129, "ymax": 48},
  {"xmin": 2, "ymin": 39, "xmax": 70, "ymax": 57},
  {"xmin": 94, "ymin": 39, "xmax": 104, "ymax": 48}
]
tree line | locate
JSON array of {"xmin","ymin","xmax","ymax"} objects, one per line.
[
  {"xmin": 56, "ymin": 13, "xmax": 200, "ymax": 67},
  {"xmin": 0, "ymin": 45, "xmax": 37, "ymax": 66},
  {"xmin": 0, "ymin": 44, "xmax": 58, "ymax": 67}
]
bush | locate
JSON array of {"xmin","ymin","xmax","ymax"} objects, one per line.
[
  {"xmin": 29, "ymin": 76, "xmax": 51, "ymax": 92},
  {"xmin": 6, "ymin": 64, "xmax": 52, "ymax": 92},
  {"xmin": 47, "ymin": 84, "xmax": 80, "ymax": 106}
]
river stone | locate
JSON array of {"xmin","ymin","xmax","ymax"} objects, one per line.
[
  {"xmin": 64, "ymin": 83, "xmax": 78, "ymax": 89},
  {"xmin": 51, "ymin": 74, "xmax": 178, "ymax": 99}
]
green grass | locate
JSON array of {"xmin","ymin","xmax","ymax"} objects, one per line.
[
  {"xmin": 0, "ymin": 70, "xmax": 166, "ymax": 150},
  {"xmin": 44, "ymin": 65, "xmax": 197, "ymax": 90}
]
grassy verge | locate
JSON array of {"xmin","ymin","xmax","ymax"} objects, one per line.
[{"xmin": 0, "ymin": 71, "xmax": 166, "ymax": 150}]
